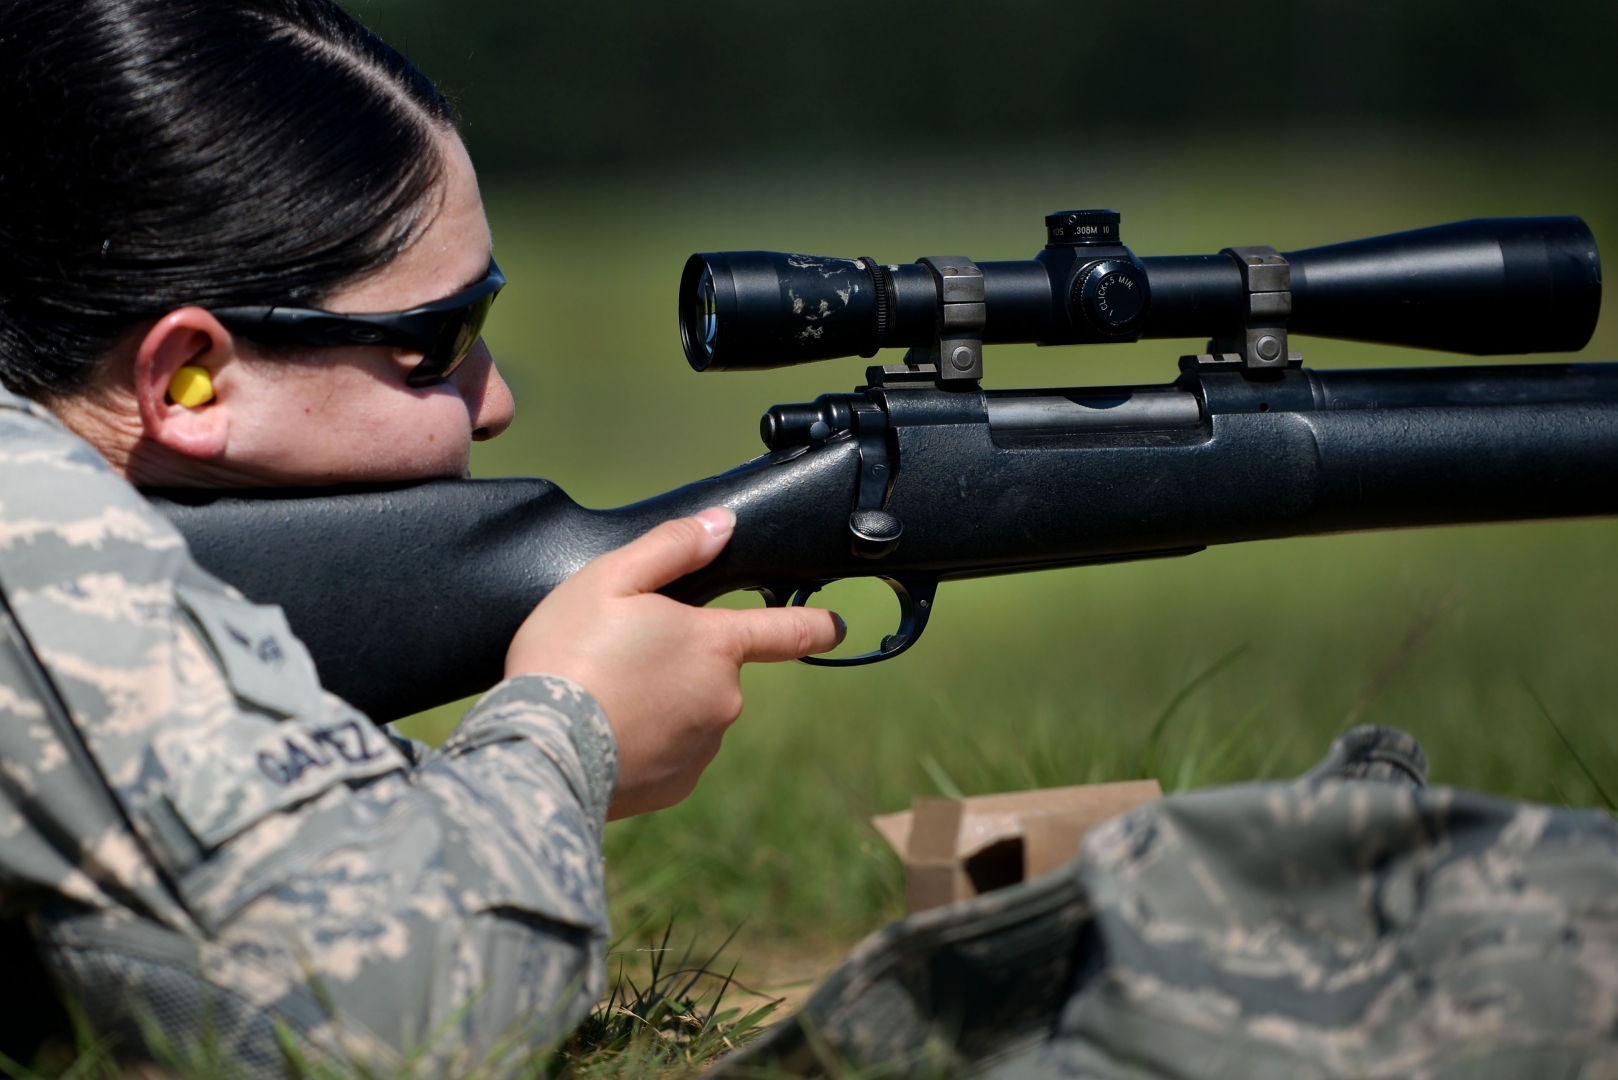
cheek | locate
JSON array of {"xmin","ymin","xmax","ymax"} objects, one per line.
[
  {"xmin": 232, "ymin": 371, "xmax": 475, "ymax": 482},
  {"xmin": 349, "ymin": 394, "xmax": 473, "ymax": 471}
]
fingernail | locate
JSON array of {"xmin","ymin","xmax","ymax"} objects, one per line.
[
  {"xmin": 831, "ymin": 612, "xmax": 847, "ymax": 643},
  {"xmin": 697, "ymin": 506, "xmax": 736, "ymax": 538}
]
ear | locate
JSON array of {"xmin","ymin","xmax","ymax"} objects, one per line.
[{"xmin": 133, "ymin": 307, "xmax": 240, "ymax": 460}]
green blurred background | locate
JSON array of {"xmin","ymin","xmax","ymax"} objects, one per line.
[
  {"xmin": 351, "ymin": 0, "xmax": 1615, "ymax": 172},
  {"xmin": 353, "ymin": 1, "xmax": 1618, "ymax": 982}
]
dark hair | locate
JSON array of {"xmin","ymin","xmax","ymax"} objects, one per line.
[{"xmin": 0, "ymin": 0, "xmax": 455, "ymax": 401}]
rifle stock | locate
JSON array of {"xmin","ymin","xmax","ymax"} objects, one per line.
[{"xmin": 149, "ymin": 361, "xmax": 1618, "ymax": 723}]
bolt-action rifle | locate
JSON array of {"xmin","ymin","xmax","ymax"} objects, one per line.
[{"xmin": 149, "ymin": 213, "xmax": 1616, "ymax": 724}]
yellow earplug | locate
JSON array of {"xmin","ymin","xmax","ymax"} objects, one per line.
[{"xmin": 167, "ymin": 365, "xmax": 215, "ymax": 407}]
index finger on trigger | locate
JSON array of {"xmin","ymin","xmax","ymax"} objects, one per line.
[{"xmin": 725, "ymin": 605, "xmax": 846, "ymax": 665}]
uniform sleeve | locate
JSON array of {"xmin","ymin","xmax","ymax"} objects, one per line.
[
  {"xmin": 0, "ymin": 392, "xmax": 619, "ymax": 1069},
  {"xmin": 438, "ymin": 673, "xmax": 619, "ymax": 840}
]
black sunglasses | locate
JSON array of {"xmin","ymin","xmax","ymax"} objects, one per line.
[{"xmin": 212, "ymin": 258, "xmax": 506, "ymax": 386}]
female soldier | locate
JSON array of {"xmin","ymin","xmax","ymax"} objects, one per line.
[{"xmin": 0, "ymin": 0, "xmax": 840, "ymax": 1072}]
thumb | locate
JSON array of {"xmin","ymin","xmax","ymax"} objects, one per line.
[{"xmin": 588, "ymin": 507, "xmax": 735, "ymax": 596}]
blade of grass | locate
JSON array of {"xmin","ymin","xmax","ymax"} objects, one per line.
[
  {"xmin": 1345, "ymin": 584, "xmax": 1465, "ymax": 726},
  {"xmin": 1003, "ymin": 723, "xmax": 1040, "ymax": 790},
  {"xmin": 1524, "ymin": 677, "xmax": 1615, "ymax": 812},
  {"xmin": 673, "ymin": 920, "xmax": 745, "ymax": 1004},
  {"xmin": 1251, "ymin": 729, "xmax": 1294, "ymax": 781},
  {"xmin": 699, "ymin": 962, "xmax": 739, "ymax": 1032},
  {"xmin": 1137, "ymin": 643, "xmax": 1249, "ymax": 779},
  {"xmin": 919, "ymin": 752, "xmax": 965, "ymax": 799},
  {"xmin": 1187, "ymin": 701, "xmax": 1267, "ymax": 789}
]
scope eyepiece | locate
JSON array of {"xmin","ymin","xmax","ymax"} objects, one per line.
[
  {"xmin": 680, "ymin": 252, "xmax": 895, "ymax": 372},
  {"xmin": 682, "ymin": 261, "xmax": 720, "ymax": 368},
  {"xmin": 678, "ymin": 210, "xmax": 1147, "ymax": 373}
]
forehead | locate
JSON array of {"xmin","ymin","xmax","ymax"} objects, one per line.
[{"xmin": 325, "ymin": 130, "xmax": 492, "ymax": 315}]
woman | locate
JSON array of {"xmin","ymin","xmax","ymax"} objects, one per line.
[{"xmin": 0, "ymin": 0, "xmax": 840, "ymax": 1071}]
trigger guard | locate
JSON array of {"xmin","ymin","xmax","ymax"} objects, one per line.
[{"xmin": 792, "ymin": 576, "xmax": 939, "ymax": 668}]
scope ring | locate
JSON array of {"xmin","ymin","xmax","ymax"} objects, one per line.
[{"xmin": 750, "ymin": 575, "xmax": 938, "ymax": 667}]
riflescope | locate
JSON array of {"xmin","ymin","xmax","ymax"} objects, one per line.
[{"xmin": 680, "ymin": 213, "xmax": 1601, "ymax": 379}]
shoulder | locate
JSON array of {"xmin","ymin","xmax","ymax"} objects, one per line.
[
  {"xmin": 0, "ymin": 384, "xmax": 139, "ymax": 494},
  {"xmin": 0, "ymin": 386, "xmax": 66, "ymax": 427},
  {"xmin": 0, "ymin": 387, "xmax": 193, "ymax": 589}
]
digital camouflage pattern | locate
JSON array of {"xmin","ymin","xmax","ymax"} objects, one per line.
[
  {"xmin": 0, "ymin": 388, "xmax": 618, "ymax": 1075},
  {"xmin": 730, "ymin": 726, "xmax": 1618, "ymax": 1079}
]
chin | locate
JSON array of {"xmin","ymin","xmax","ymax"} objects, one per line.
[
  {"xmin": 341, "ymin": 465, "xmax": 464, "ymax": 485},
  {"xmin": 374, "ymin": 451, "xmax": 474, "ymax": 483}
]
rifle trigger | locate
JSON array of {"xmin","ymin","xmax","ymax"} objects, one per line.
[
  {"xmin": 795, "ymin": 576, "xmax": 938, "ymax": 668},
  {"xmin": 752, "ymin": 581, "xmax": 817, "ymax": 608}
]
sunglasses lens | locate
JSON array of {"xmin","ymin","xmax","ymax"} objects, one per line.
[{"xmin": 406, "ymin": 290, "xmax": 500, "ymax": 386}]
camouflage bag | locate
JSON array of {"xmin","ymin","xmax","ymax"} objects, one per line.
[{"xmin": 727, "ymin": 726, "xmax": 1618, "ymax": 1079}]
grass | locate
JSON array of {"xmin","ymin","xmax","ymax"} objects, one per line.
[
  {"xmin": 560, "ymin": 921, "xmax": 782, "ymax": 1078},
  {"xmin": 5, "ymin": 922, "xmax": 776, "ymax": 1080},
  {"xmin": 395, "ymin": 129, "xmax": 1618, "ymax": 972}
]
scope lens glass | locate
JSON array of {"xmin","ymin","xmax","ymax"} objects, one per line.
[{"xmin": 691, "ymin": 264, "xmax": 718, "ymax": 361}]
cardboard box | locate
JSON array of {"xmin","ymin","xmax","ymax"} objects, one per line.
[{"xmin": 871, "ymin": 779, "xmax": 1162, "ymax": 913}]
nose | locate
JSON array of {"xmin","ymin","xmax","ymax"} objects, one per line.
[{"xmin": 455, "ymin": 338, "xmax": 515, "ymax": 441}]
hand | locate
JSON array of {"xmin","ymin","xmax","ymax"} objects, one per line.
[{"xmin": 504, "ymin": 507, "xmax": 844, "ymax": 819}]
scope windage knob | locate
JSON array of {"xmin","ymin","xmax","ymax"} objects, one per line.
[
  {"xmin": 1072, "ymin": 260, "xmax": 1148, "ymax": 335},
  {"xmin": 1045, "ymin": 209, "xmax": 1122, "ymax": 247}
]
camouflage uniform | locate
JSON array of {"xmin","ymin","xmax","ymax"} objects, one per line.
[
  {"xmin": 0, "ymin": 388, "xmax": 617, "ymax": 1074},
  {"xmin": 731, "ymin": 727, "xmax": 1618, "ymax": 1079}
]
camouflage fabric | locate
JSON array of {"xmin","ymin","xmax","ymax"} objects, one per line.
[
  {"xmin": 0, "ymin": 388, "xmax": 617, "ymax": 1074},
  {"xmin": 730, "ymin": 726, "xmax": 1618, "ymax": 1079}
]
